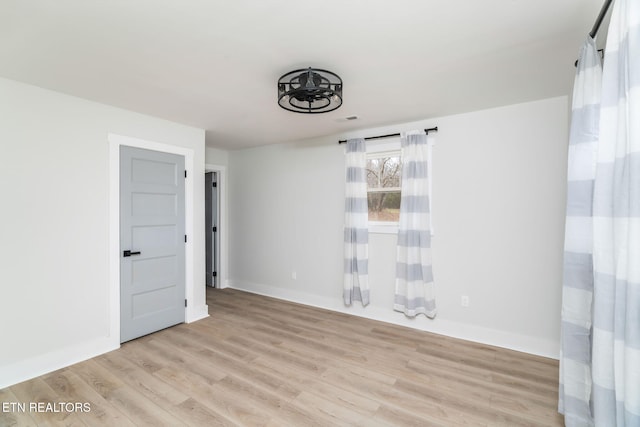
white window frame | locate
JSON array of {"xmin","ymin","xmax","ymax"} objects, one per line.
[{"xmin": 366, "ymin": 138, "xmax": 402, "ymax": 234}]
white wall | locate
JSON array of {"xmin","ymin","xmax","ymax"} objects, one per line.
[
  {"xmin": 0, "ymin": 77, "xmax": 207, "ymax": 388},
  {"xmin": 205, "ymin": 147, "xmax": 229, "ymax": 166},
  {"xmin": 228, "ymin": 96, "xmax": 569, "ymax": 358}
]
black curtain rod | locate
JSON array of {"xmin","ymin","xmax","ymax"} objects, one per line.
[
  {"xmin": 338, "ymin": 126, "xmax": 438, "ymax": 144},
  {"xmin": 590, "ymin": 0, "xmax": 613, "ymax": 38},
  {"xmin": 574, "ymin": 0, "xmax": 613, "ymax": 67}
]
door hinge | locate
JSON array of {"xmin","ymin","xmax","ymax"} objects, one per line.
[
  {"xmin": 213, "ymin": 226, "xmax": 217, "ymax": 232},
  {"xmin": 185, "ymin": 299, "xmax": 187, "ymax": 307},
  {"xmin": 212, "ymin": 182, "xmax": 217, "ymax": 187},
  {"xmin": 184, "ymin": 235, "xmax": 187, "ymax": 243},
  {"xmin": 213, "ymin": 271, "xmax": 217, "ymax": 277},
  {"xmin": 184, "ymin": 170, "xmax": 187, "ymax": 178}
]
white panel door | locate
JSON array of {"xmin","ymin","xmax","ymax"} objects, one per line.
[{"xmin": 120, "ymin": 146, "xmax": 185, "ymax": 343}]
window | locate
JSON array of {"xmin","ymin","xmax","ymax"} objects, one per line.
[
  {"xmin": 367, "ymin": 152, "xmax": 401, "ymax": 222},
  {"xmin": 365, "ymin": 138, "xmax": 402, "ymax": 234}
]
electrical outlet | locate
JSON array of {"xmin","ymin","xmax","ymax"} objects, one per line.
[
  {"xmin": 291, "ymin": 271, "xmax": 297, "ymax": 280},
  {"xmin": 461, "ymin": 295, "xmax": 470, "ymax": 307}
]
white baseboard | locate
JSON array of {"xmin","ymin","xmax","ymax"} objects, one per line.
[
  {"xmin": 187, "ymin": 304, "xmax": 209, "ymax": 323},
  {"xmin": 0, "ymin": 337, "xmax": 119, "ymax": 389},
  {"xmin": 227, "ymin": 280, "xmax": 559, "ymax": 360}
]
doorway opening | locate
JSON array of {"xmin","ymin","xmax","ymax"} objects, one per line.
[{"xmin": 205, "ymin": 171, "xmax": 219, "ymax": 288}]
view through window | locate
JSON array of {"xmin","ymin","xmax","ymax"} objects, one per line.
[{"xmin": 366, "ymin": 152, "xmax": 401, "ymax": 222}]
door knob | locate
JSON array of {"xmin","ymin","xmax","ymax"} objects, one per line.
[{"xmin": 123, "ymin": 250, "xmax": 141, "ymax": 257}]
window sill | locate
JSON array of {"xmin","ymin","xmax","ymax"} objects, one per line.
[
  {"xmin": 368, "ymin": 222, "xmax": 398, "ymax": 235},
  {"xmin": 368, "ymin": 222, "xmax": 436, "ymax": 237}
]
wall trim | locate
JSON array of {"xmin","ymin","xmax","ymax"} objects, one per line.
[{"xmin": 227, "ymin": 279, "xmax": 560, "ymax": 360}]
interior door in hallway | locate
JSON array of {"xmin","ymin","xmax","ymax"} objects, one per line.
[{"xmin": 120, "ymin": 146, "xmax": 186, "ymax": 343}]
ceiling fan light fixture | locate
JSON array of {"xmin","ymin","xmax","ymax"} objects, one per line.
[{"xmin": 277, "ymin": 67, "xmax": 343, "ymax": 114}]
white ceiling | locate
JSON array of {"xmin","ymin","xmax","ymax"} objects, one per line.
[{"xmin": 0, "ymin": 0, "xmax": 606, "ymax": 150}]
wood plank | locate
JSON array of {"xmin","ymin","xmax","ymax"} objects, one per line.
[
  {"xmin": 173, "ymin": 398, "xmax": 238, "ymax": 427},
  {"xmin": 153, "ymin": 327, "xmax": 301, "ymax": 400},
  {"xmin": 71, "ymin": 359, "xmax": 185, "ymax": 426},
  {"xmin": 42, "ymin": 369, "xmax": 135, "ymax": 427},
  {"xmin": 95, "ymin": 351, "xmax": 189, "ymax": 406},
  {"xmin": 154, "ymin": 367, "xmax": 268, "ymax": 426},
  {"xmin": 10, "ymin": 376, "xmax": 86, "ymax": 427}
]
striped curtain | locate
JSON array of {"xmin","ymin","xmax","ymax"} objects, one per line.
[
  {"xmin": 344, "ymin": 138, "xmax": 370, "ymax": 306},
  {"xmin": 592, "ymin": 0, "xmax": 640, "ymax": 424},
  {"xmin": 559, "ymin": 36, "xmax": 602, "ymax": 427},
  {"xmin": 394, "ymin": 131, "xmax": 436, "ymax": 318}
]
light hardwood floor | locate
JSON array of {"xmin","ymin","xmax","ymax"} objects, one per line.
[{"xmin": 0, "ymin": 288, "xmax": 564, "ymax": 426}]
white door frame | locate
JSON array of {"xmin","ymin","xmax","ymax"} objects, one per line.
[
  {"xmin": 108, "ymin": 133, "xmax": 195, "ymax": 347},
  {"xmin": 205, "ymin": 163, "xmax": 228, "ymax": 288}
]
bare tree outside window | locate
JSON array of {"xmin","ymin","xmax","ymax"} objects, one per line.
[{"xmin": 367, "ymin": 154, "xmax": 401, "ymax": 222}]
